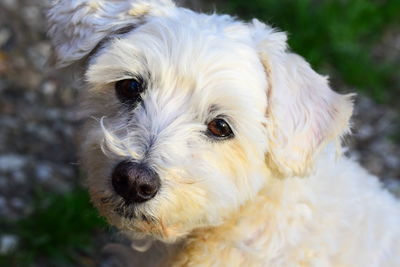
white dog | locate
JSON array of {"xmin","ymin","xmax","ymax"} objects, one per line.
[{"xmin": 48, "ymin": 0, "xmax": 400, "ymax": 266}]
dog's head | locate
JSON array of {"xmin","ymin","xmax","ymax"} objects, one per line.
[{"xmin": 48, "ymin": 0, "xmax": 352, "ymax": 242}]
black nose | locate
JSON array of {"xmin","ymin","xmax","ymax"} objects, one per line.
[{"xmin": 112, "ymin": 161, "xmax": 160, "ymax": 204}]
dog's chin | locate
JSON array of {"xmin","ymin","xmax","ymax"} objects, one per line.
[
  {"xmin": 92, "ymin": 197, "xmax": 188, "ymax": 243},
  {"xmin": 110, "ymin": 214, "xmax": 188, "ymax": 243}
]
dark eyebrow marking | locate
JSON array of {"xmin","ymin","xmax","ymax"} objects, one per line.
[
  {"xmin": 123, "ymin": 71, "xmax": 136, "ymax": 78},
  {"xmin": 208, "ymin": 104, "xmax": 220, "ymax": 114},
  {"xmin": 86, "ymin": 24, "xmax": 137, "ymax": 64}
]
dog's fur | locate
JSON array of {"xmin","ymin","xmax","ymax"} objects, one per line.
[{"xmin": 48, "ymin": 1, "xmax": 400, "ymax": 266}]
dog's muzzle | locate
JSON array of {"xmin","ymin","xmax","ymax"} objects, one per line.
[{"xmin": 111, "ymin": 161, "xmax": 160, "ymax": 204}]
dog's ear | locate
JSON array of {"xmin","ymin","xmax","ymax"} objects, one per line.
[
  {"xmin": 47, "ymin": 0, "xmax": 175, "ymax": 67},
  {"xmin": 251, "ymin": 20, "xmax": 353, "ymax": 177}
]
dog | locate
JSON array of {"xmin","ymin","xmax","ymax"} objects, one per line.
[{"xmin": 47, "ymin": 0, "xmax": 400, "ymax": 266}]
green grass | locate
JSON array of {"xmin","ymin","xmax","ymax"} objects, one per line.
[
  {"xmin": 220, "ymin": 0, "xmax": 400, "ymax": 103},
  {"xmin": 0, "ymin": 188, "xmax": 107, "ymax": 266}
]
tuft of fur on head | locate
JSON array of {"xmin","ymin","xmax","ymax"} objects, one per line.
[{"xmin": 48, "ymin": 0, "xmax": 353, "ymax": 243}]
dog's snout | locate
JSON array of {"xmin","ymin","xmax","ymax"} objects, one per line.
[{"xmin": 112, "ymin": 161, "xmax": 160, "ymax": 203}]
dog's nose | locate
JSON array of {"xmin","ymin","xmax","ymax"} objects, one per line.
[{"xmin": 111, "ymin": 161, "xmax": 160, "ymax": 203}]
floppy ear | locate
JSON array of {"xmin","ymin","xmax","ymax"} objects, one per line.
[
  {"xmin": 252, "ymin": 20, "xmax": 353, "ymax": 177},
  {"xmin": 47, "ymin": 0, "xmax": 175, "ymax": 67}
]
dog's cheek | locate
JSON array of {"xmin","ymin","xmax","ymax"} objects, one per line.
[
  {"xmin": 82, "ymin": 86, "xmax": 121, "ymax": 119},
  {"xmin": 218, "ymin": 141, "xmax": 251, "ymax": 182},
  {"xmin": 139, "ymin": 163, "xmax": 239, "ymax": 241},
  {"xmin": 212, "ymin": 139, "xmax": 266, "ymax": 200},
  {"xmin": 80, "ymin": 127, "xmax": 115, "ymax": 203},
  {"xmin": 82, "ymin": 142, "xmax": 131, "ymax": 232},
  {"xmin": 151, "ymin": 175, "xmax": 212, "ymax": 240},
  {"xmin": 155, "ymin": 140, "xmax": 265, "ymax": 235}
]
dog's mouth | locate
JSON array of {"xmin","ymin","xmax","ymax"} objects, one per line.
[
  {"xmin": 88, "ymin": 188, "xmax": 205, "ymax": 245},
  {"xmin": 95, "ymin": 192, "xmax": 186, "ymax": 242},
  {"xmin": 113, "ymin": 203, "xmax": 156, "ymax": 223},
  {"xmin": 100, "ymin": 195, "xmax": 155, "ymax": 221}
]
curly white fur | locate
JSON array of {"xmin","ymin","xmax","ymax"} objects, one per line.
[
  {"xmin": 48, "ymin": 1, "xmax": 400, "ymax": 266},
  {"xmin": 47, "ymin": 0, "xmax": 174, "ymax": 66}
]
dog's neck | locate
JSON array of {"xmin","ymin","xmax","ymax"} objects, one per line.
[
  {"xmin": 169, "ymin": 173, "xmax": 312, "ymax": 265},
  {"xmin": 169, "ymin": 147, "xmax": 346, "ymax": 265},
  {"xmin": 158, "ymin": 151, "xmax": 400, "ymax": 266}
]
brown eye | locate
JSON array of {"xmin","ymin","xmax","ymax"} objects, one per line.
[
  {"xmin": 115, "ymin": 78, "xmax": 144, "ymax": 104},
  {"xmin": 207, "ymin": 118, "xmax": 234, "ymax": 139}
]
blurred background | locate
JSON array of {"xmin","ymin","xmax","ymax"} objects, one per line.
[{"xmin": 0, "ymin": 0, "xmax": 399, "ymax": 266}]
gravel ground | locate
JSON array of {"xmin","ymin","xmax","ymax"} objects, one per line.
[
  {"xmin": 0, "ymin": 0, "xmax": 399, "ymax": 265},
  {"xmin": 0, "ymin": 0, "xmax": 81, "ymax": 221}
]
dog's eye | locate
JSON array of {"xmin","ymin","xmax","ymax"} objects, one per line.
[
  {"xmin": 115, "ymin": 78, "xmax": 144, "ymax": 103},
  {"xmin": 207, "ymin": 118, "xmax": 234, "ymax": 139}
]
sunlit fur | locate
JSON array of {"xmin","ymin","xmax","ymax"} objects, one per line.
[{"xmin": 48, "ymin": 1, "xmax": 400, "ymax": 266}]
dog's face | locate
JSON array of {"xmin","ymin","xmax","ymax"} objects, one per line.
[
  {"xmin": 48, "ymin": 1, "xmax": 353, "ymax": 242},
  {"xmin": 82, "ymin": 13, "xmax": 270, "ymax": 241}
]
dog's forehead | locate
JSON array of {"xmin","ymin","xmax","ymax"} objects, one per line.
[{"xmin": 87, "ymin": 11, "xmax": 268, "ymax": 113}]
